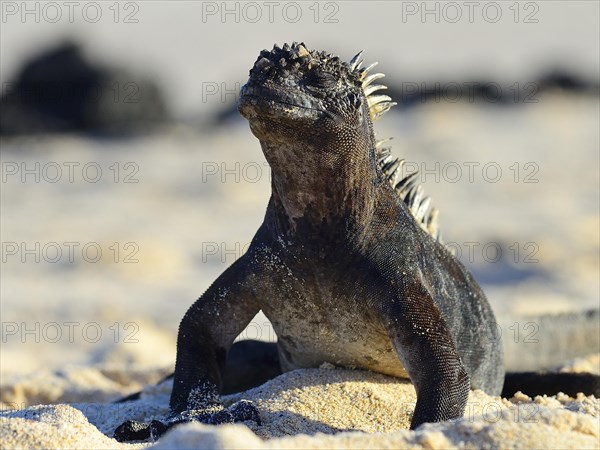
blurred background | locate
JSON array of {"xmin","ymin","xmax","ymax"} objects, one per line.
[{"xmin": 1, "ymin": 1, "xmax": 598, "ymax": 381}]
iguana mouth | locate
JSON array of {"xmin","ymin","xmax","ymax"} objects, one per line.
[{"xmin": 239, "ymin": 83, "xmax": 325, "ymax": 117}]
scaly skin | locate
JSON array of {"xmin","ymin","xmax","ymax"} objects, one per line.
[{"xmin": 114, "ymin": 42, "xmax": 505, "ymax": 442}]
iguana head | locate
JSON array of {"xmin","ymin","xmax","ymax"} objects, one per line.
[
  {"xmin": 238, "ymin": 42, "xmax": 394, "ymax": 146},
  {"xmin": 238, "ymin": 43, "xmax": 440, "ymax": 240},
  {"xmin": 238, "ymin": 43, "xmax": 396, "ymax": 229}
]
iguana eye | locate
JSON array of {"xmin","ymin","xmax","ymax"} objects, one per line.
[{"xmin": 304, "ymin": 70, "xmax": 337, "ymax": 89}]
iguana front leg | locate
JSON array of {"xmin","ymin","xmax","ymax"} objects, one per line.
[
  {"xmin": 169, "ymin": 256, "xmax": 261, "ymax": 416},
  {"xmin": 382, "ymin": 276, "xmax": 470, "ymax": 429},
  {"xmin": 114, "ymin": 254, "xmax": 262, "ymax": 441}
]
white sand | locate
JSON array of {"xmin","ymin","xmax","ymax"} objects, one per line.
[
  {"xmin": 1, "ymin": 359, "xmax": 599, "ymax": 450},
  {"xmin": 1, "ymin": 94, "xmax": 598, "ymax": 449},
  {"xmin": 2, "ymin": 94, "xmax": 598, "ymax": 379}
]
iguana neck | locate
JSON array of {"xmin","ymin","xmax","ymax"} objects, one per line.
[{"xmin": 261, "ymin": 139, "xmax": 379, "ymax": 241}]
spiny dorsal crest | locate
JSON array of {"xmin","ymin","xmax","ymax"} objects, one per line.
[
  {"xmin": 349, "ymin": 50, "xmax": 442, "ymax": 242},
  {"xmin": 349, "ymin": 50, "xmax": 397, "ymax": 122}
]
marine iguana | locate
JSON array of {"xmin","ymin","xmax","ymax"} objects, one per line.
[{"xmin": 114, "ymin": 43, "xmax": 598, "ymax": 441}]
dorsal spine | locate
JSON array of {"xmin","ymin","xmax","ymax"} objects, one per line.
[{"xmin": 350, "ymin": 50, "xmax": 441, "ymax": 241}]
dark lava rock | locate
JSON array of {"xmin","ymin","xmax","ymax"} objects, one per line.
[{"xmin": 1, "ymin": 42, "xmax": 168, "ymax": 135}]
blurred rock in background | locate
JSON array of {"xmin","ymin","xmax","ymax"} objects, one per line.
[{"xmin": 0, "ymin": 42, "xmax": 169, "ymax": 136}]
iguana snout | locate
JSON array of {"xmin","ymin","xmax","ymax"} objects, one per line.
[{"xmin": 238, "ymin": 42, "xmax": 367, "ymax": 135}]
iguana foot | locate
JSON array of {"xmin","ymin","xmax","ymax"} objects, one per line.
[
  {"xmin": 114, "ymin": 419, "xmax": 152, "ymax": 442},
  {"xmin": 113, "ymin": 400, "xmax": 260, "ymax": 442}
]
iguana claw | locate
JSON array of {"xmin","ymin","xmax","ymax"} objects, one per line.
[
  {"xmin": 114, "ymin": 419, "xmax": 151, "ymax": 442},
  {"xmin": 113, "ymin": 400, "xmax": 260, "ymax": 442}
]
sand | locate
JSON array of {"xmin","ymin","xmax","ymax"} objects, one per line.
[
  {"xmin": 1, "ymin": 356, "xmax": 599, "ymax": 450},
  {"xmin": 1, "ymin": 94, "xmax": 598, "ymax": 449},
  {"xmin": 2, "ymin": 2, "xmax": 599, "ymax": 446},
  {"xmin": 2, "ymin": 94, "xmax": 599, "ymax": 378}
]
